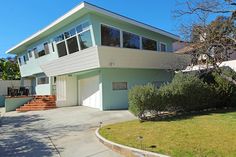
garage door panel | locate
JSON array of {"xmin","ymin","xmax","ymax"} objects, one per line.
[{"xmin": 79, "ymin": 75, "xmax": 101, "ymax": 109}]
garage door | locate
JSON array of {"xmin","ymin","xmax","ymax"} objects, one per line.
[{"xmin": 79, "ymin": 75, "xmax": 101, "ymax": 109}]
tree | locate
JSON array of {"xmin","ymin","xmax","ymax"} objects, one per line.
[
  {"xmin": 0, "ymin": 57, "xmax": 21, "ymax": 80},
  {"xmin": 174, "ymin": 0, "xmax": 236, "ymax": 83}
]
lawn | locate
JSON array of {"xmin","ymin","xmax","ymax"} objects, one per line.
[{"xmin": 99, "ymin": 110, "xmax": 236, "ymax": 157}]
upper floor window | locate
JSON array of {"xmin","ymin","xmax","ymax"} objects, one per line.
[
  {"xmin": 18, "ymin": 57, "xmax": 22, "ymax": 66},
  {"xmin": 34, "ymin": 42, "xmax": 50, "ymax": 58},
  {"xmin": 142, "ymin": 37, "xmax": 157, "ymax": 51},
  {"xmin": 101, "ymin": 25, "xmax": 120, "ymax": 47},
  {"xmin": 23, "ymin": 55, "xmax": 29, "ymax": 64},
  {"xmin": 79, "ymin": 30, "xmax": 93, "ymax": 50},
  {"xmin": 54, "ymin": 21, "xmax": 93, "ymax": 58},
  {"xmin": 160, "ymin": 42, "xmax": 167, "ymax": 52},
  {"xmin": 18, "ymin": 54, "xmax": 29, "ymax": 66},
  {"xmin": 28, "ymin": 50, "xmax": 32, "ymax": 58},
  {"xmin": 65, "ymin": 28, "xmax": 79, "ymax": 54},
  {"xmin": 123, "ymin": 31, "xmax": 140, "ymax": 49}
]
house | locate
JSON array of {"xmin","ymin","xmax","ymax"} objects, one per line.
[
  {"xmin": 6, "ymin": 2, "xmax": 189, "ymax": 110},
  {"xmin": 175, "ymin": 44, "xmax": 236, "ymax": 72}
]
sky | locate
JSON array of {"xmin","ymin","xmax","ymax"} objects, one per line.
[{"xmin": 0, "ymin": 0, "xmax": 217, "ymax": 58}]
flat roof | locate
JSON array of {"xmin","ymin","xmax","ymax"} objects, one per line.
[{"xmin": 6, "ymin": 1, "xmax": 180, "ymax": 54}]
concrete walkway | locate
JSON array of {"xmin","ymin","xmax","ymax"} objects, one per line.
[{"xmin": 0, "ymin": 106, "xmax": 136, "ymax": 157}]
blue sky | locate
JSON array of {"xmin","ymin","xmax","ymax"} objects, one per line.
[{"xmin": 0, "ymin": 0, "xmax": 216, "ymax": 58}]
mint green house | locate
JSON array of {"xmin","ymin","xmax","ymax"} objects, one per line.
[{"xmin": 6, "ymin": 2, "xmax": 189, "ymax": 110}]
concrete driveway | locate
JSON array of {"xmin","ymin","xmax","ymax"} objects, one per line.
[{"xmin": 0, "ymin": 106, "xmax": 136, "ymax": 157}]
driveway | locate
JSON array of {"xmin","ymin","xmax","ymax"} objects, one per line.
[{"xmin": 0, "ymin": 106, "xmax": 136, "ymax": 157}]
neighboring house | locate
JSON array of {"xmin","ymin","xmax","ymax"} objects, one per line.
[
  {"xmin": 175, "ymin": 44, "xmax": 236, "ymax": 72},
  {"xmin": 6, "ymin": 2, "xmax": 189, "ymax": 110}
]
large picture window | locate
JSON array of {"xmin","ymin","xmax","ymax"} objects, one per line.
[
  {"xmin": 101, "ymin": 25, "xmax": 120, "ymax": 47},
  {"xmin": 142, "ymin": 37, "xmax": 157, "ymax": 51},
  {"xmin": 79, "ymin": 30, "xmax": 93, "ymax": 50},
  {"xmin": 57, "ymin": 42, "xmax": 67, "ymax": 57},
  {"xmin": 37, "ymin": 77, "xmax": 49, "ymax": 85},
  {"xmin": 54, "ymin": 21, "xmax": 93, "ymax": 57},
  {"xmin": 123, "ymin": 31, "xmax": 140, "ymax": 49}
]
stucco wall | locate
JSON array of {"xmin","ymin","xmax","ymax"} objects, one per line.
[
  {"xmin": 101, "ymin": 68, "xmax": 173, "ymax": 110},
  {"xmin": 5, "ymin": 97, "xmax": 33, "ymax": 112}
]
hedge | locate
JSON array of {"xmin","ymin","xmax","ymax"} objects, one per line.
[{"xmin": 128, "ymin": 67, "xmax": 236, "ymax": 119}]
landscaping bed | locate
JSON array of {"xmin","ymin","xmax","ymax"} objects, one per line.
[{"xmin": 99, "ymin": 109, "xmax": 236, "ymax": 157}]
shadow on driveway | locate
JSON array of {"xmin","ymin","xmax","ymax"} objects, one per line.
[{"xmin": 0, "ymin": 115, "xmax": 59, "ymax": 157}]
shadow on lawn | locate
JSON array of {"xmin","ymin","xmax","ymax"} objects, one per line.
[
  {"xmin": 0, "ymin": 114, "xmax": 60, "ymax": 157},
  {"xmin": 145, "ymin": 107, "xmax": 236, "ymax": 122}
]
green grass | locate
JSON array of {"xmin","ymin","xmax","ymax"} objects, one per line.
[{"xmin": 99, "ymin": 110, "xmax": 236, "ymax": 157}]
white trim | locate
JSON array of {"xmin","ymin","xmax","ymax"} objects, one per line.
[
  {"xmin": 6, "ymin": 2, "xmax": 179, "ymax": 54},
  {"xmin": 159, "ymin": 42, "xmax": 167, "ymax": 52}
]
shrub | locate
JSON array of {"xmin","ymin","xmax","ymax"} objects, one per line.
[
  {"xmin": 201, "ymin": 67, "xmax": 236, "ymax": 107},
  {"xmin": 128, "ymin": 84, "xmax": 159, "ymax": 117},
  {"xmin": 128, "ymin": 68, "xmax": 236, "ymax": 119},
  {"xmin": 159, "ymin": 73, "xmax": 213, "ymax": 111},
  {"xmin": 212, "ymin": 68, "xmax": 236, "ymax": 107}
]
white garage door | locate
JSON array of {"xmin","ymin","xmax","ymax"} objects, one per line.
[{"xmin": 79, "ymin": 75, "xmax": 101, "ymax": 109}]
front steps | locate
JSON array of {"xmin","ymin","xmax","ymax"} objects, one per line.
[{"xmin": 16, "ymin": 95, "xmax": 56, "ymax": 112}]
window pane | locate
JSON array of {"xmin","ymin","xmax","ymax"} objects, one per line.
[
  {"xmin": 54, "ymin": 34, "xmax": 64, "ymax": 42},
  {"xmin": 33, "ymin": 48, "xmax": 38, "ymax": 58},
  {"xmin": 57, "ymin": 41, "xmax": 67, "ymax": 57},
  {"xmin": 38, "ymin": 50, "xmax": 46, "ymax": 57},
  {"xmin": 79, "ymin": 30, "xmax": 93, "ymax": 50},
  {"xmin": 123, "ymin": 31, "xmax": 140, "ymax": 49},
  {"xmin": 37, "ymin": 77, "xmax": 49, "ymax": 85},
  {"xmin": 64, "ymin": 28, "xmax": 76, "ymax": 39},
  {"xmin": 18, "ymin": 58, "xmax": 22, "ymax": 65},
  {"xmin": 112, "ymin": 82, "xmax": 128, "ymax": 90},
  {"xmin": 28, "ymin": 50, "xmax": 32, "ymax": 58},
  {"xmin": 82, "ymin": 22, "xmax": 89, "ymax": 30},
  {"xmin": 44, "ymin": 42, "xmax": 50, "ymax": 54},
  {"xmin": 67, "ymin": 36, "xmax": 79, "ymax": 54},
  {"xmin": 160, "ymin": 43, "xmax": 167, "ymax": 52},
  {"xmin": 101, "ymin": 25, "xmax": 120, "ymax": 47},
  {"xmin": 142, "ymin": 37, "xmax": 157, "ymax": 51},
  {"xmin": 76, "ymin": 25, "xmax": 83, "ymax": 33}
]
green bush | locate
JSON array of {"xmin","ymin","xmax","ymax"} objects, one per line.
[
  {"xmin": 128, "ymin": 67, "xmax": 236, "ymax": 118},
  {"xmin": 159, "ymin": 73, "xmax": 213, "ymax": 111},
  {"xmin": 201, "ymin": 67, "xmax": 236, "ymax": 107},
  {"xmin": 128, "ymin": 84, "xmax": 159, "ymax": 117}
]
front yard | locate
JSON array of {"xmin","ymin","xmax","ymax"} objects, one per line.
[{"xmin": 99, "ymin": 110, "xmax": 236, "ymax": 157}]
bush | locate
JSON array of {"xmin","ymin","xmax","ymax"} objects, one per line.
[
  {"xmin": 159, "ymin": 73, "xmax": 213, "ymax": 111},
  {"xmin": 128, "ymin": 68, "xmax": 236, "ymax": 119},
  {"xmin": 128, "ymin": 84, "xmax": 159, "ymax": 117}
]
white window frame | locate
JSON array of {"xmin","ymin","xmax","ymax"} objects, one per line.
[
  {"xmin": 141, "ymin": 36, "xmax": 158, "ymax": 51},
  {"xmin": 122, "ymin": 30, "xmax": 141, "ymax": 49},
  {"xmin": 37, "ymin": 76, "xmax": 49, "ymax": 85},
  {"xmin": 100, "ymin": 23, "xmax": 160, "ymax": 52},
  {"xmin": 54, "ymin": 21, "xmax": 94, "ymax": 56},
  {"xmin": 159, "ymin": 42, "xmax": 167, "ymax": 52},
  {"xmin": 100, "ymin": 23, "xmax": 122, "ymax": 48}
]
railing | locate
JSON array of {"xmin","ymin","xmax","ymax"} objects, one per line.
[{"xmin": 6, "ymin": 86, "xmax": 35, "ymax": 97}]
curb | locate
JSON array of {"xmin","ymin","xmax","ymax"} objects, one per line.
[{"xmin": 95, "ymin": 128, "xmax": 170, "ymax": 157}]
